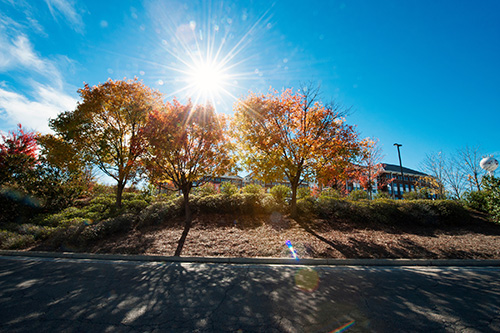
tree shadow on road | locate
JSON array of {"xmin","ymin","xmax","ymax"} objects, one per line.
[{"xmin": 1, "ymin": 256, "xmax": 500, "ymax": 332}]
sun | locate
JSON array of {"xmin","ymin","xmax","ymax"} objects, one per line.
[{"xmin": 186, "ymin": 59, "xmax": 229, "ymax": 102}]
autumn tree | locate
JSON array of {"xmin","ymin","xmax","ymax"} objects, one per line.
[
  {"xmin": 0, "ymin": 124, "xmax": 86, "ymax": 222},
  {"xmin": 356, "ymin": 139, "xmax": 384, "ymax": 200},
  {"xmin": 48, "ymin": 78, "xmax": 163, "ymax": 208},
  {"xmin": 0, "ymin": 124, "xmax": 39, "ymax": 187},
  {"xmin": 142, "ymin": 99, "xmax": 233, "ymax": 256},
  {"xmin": 233, "ymin": 86, "xmax": 363, "ymax": 216}
]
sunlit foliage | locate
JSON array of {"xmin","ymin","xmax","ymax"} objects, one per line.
[
  {"xmin": 142, "ymin": 99, "xmax": 234, "ymax": 255},
  {"xmin": 48, "ymin": 78, "xmax": 163, "ymax": 208},
  {"xmin": 233, "ymin": 86, "xmax": 364, "ymax": 216}
]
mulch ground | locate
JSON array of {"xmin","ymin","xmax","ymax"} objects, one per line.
[{"xmin": 81, "ymin": 212, "xmax": 500, "ymax": 259}]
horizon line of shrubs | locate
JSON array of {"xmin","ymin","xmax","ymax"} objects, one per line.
[{"xmin": 1, "ymin": 181, "xmax": 494, "ymax": 251}]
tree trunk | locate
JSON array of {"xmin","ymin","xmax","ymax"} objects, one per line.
[
  {"xmin": 290, "ymin": 178, "xmax": 299, "ymax": 218},
  {"xmin": 116, "ymin": 180, "xmax": 125, "ymax": 209},
  {"xmin": 174, "ymin": 187, "xmax": 192, "ymax": 256}
]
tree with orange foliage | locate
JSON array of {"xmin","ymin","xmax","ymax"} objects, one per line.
[
  {"xmin": 234, "ymin": 85, "xmax": 364, "ymax": 216},
  {"xmin": 47, "ymin": 78, "xmax": 163, "ymax": 208},
  {"xmin": 142, "ymin": 99, "xmax": 234, "ymax": 256}
]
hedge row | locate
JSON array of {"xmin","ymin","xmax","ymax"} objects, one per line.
[{"xmin": 0, "ymin": 191, "xmax": 481, "ymax": 250}]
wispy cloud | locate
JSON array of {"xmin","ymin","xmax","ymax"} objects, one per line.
[
  {"xmin": 0, "ymin": 83, "xmax": 77, "ymax": 132},
  {"xmin": 0, "ymin": 3, "xmax": 47, "ymax": 37},
  {"xmin": 0, "ymin": 32, "xmax": 63, "ymax": 88},
  {"xmin": 0, "ymin": 20, "xmax": 77, "ymax": 132},
  {"xmin": 44, "ymin": 0, "xmax": 84, "ymax": 33}
]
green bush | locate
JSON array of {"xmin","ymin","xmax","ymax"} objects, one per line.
[
  {"xmin": 138, "ymin": 198, "xmax": 183, "ymax": 228},
  {"xmin": 316, "ymin": 196, "xmax": 353, "ymax": 219},
  {"xmin": 428, "ymin": 200, "xmax": 470, "ymax": 224},
  {"xmin": 79, "ymin": 213, "xmax": 136, "ymax": 244},
  {"xmin": 238, "ymin": 193, "xmax": 263, "ymax": 214},
  {"xmin": 361, "ymin": 198, "xmax": 401, "ymax": 224},
  {"xmin": 242, "ymin": 184, "xmax": 265, "ymax": 195},
  {"xmin": 260, "ymin": 194, "xmax": 283, "ymax": 214},
  {"xmin": 297, "ymin": 187, "xmax": 311, "ymax": 199},
  {"xmin": 374, "ymin": 192, "xmax": 391, "ymax": 199},
  {"xmin": 316, "ymin": 196, "xmax": 471, "ymax": 227},
  {"xmin": 483, "ymin": 176, "xmax": 500, "ymax": 222},
  {"xmin": 464, "ymin": 190, "xmax": 488, "ymax": 212},
  {"xmin": 404, "ymin": 188, "xmax": 431, "ymax": 200},
  {"xmin": 0, "ymin": 230, "xmax": 35, "ymax": 249},
  {"xmin": 270, "ymin": 185, "xmax": 291, "ymax": 205},
  {"xmin": 398, "ymin": 200, "xmax": 438, "ymax": 226},
  {"xmin": 195, "ymin": 183, "xmax": 217, "ymax": 196},
  {"xmin": 221, "ymin": 182, "xmax": 239, "ymax": 196},
  {"xmin": 123, "ymin": 199, "xmax": 149, "ymax": 214},
  {"xmin": 319, "ymin": 188, "xmax": 341, "ymax": 199},
  {"xmin": 297, "ymin": 196, "xmax": 316, "ymax": 216},
  {"xmin": 348, "ymin": 189, "xmax": 368, "ymax": 201}
]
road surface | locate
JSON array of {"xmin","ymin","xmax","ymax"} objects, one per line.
[{"xmin": 1, "ymin": 255, "xmax": 499, "ymax": 332}]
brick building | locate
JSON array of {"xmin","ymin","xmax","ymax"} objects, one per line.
[{"xmin": 374, "ymin": 163, "xmax": 432, "ymax": 199}]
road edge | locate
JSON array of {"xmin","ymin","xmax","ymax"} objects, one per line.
[{"xmin": 1, "ymin": 250, "xmax": 499, "ymax": 266}]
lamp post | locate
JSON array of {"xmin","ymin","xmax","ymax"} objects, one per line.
[{"xmin": 394, "ymin": 143, "xmax": 404, "ymax": 199}]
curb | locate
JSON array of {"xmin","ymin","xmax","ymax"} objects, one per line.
[{"xmin": 1, "ymin": 250, "xmax": 500, "ymax": 267}]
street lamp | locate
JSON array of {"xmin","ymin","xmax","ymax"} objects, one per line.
[{"xmin": 394, "ymin": 143, "xmax": 404, "ymax": 199}]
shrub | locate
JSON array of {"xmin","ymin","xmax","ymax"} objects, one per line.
[
  {"xmin": 13, "ymin": 223, "xmax": 54, "ymax": 240},
  {"xmin": 483, "ymin": 176, "xmax": 500, "ymax": 222},
  {"xmin": 242, "ymin": 184, "xmax": 265, "ymax": 195},
  {"xmin": 0, "ymin": 230, "xmax": 35, "ymax": 249},
  {"xmin": 428, "ymin": 200, "xmax": 470, "ymax": 225},
  {"xmin": 260, "ymin": 194, "xmax": 283, "ymax": 214},
  {"xmin": 464, "ymin": 190, "xmax": 488, "ymax": 212},
  {"xmin": 297, "ymin": 187, "xmax": 311, "ymax": 199},
  {"xmin": 320, "ymin": 188, "xmax": 341, "ymax": 199},
  {"xmin": 138, "ymin": 199, "xmax": 183, "ymax": 227},
  {"xmin": 398, "ymin": 200, "xmax": 438, "ymax": 226},
  {"xmin": 270, "ymin": 185, "xmax": 291, "ymax": 205},
  {"xmin": 348, "ymin": 189, "xmax": 368, "ymax": 201},
  {"xmin": 39, "ymin": 207, "xmax": 89, "ymax": 227},
  {"xmin": 221, "ymin": 182, "xmax": 239, "ymax": 196},
  {"xmin": 238, "ymin": 192, "xmax": 262, "ymax": 214},
  {"xmin": 316, "ymin": 196, "xmax": 353, "ymax": 219},
  {"xmin": 195, "ymin": 183, "xmax": 217, "ymax": 196},
  {"xmin": 374, "ymin": 192, "xmax": 391, "ymax": 199},
  {"xmin": 123, "ymin": 199, "xmax": 149, "ymax": 214},
  {"xmin": 79, "ymin": 213, "xmax": 136, "ymax": 244},
  {"xmin": 297, "ymin": 196, "xmax": 316, "ymax": 216},
  {"xmin": 361, "ymin": 198, "xmax": 401, "ymax": 224},
  {"xmin": 404, "ymin": 188, "xmax": 432, "ymax": 200}
]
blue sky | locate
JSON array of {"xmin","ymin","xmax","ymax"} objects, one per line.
[{"xmin": 1, "ymin": 0, "xmax": 499, "ymax": 173}]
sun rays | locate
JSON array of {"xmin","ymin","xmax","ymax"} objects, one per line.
[{"xmin": 145, "ymin": 2, "xmax": 273, "ymax": 112}]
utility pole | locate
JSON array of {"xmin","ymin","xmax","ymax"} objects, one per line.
[{"xmin": 394, "ymin": 143, "xmax": 404, "ymax": 199}]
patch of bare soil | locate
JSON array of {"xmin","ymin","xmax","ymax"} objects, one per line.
[{"xmin": 84, "ymin": 213, "xmax": 500, "ymax": 259}]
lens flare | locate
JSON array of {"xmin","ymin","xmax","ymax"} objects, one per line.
[
  {"xmin": 285, "ymin": 240, "xmax": 298, "ymax": 260},
  {"xmin": 331, "ymin": 320, "xmax": 355, "ymax": 333},
  {"xmin": 295, "ymin": 268, "xmax": 320, "ymax": 292}
]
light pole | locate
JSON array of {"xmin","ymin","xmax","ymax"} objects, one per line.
[{"xmin": 394, "ymin": 143, "xmax": 404, "ymax": 199}]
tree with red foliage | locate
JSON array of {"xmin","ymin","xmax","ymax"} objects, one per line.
[{"xmin": 0, "ymin": 124, "xmax": 39, "ymax": 186}]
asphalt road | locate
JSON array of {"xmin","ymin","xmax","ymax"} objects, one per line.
[{"xmin": 1, "ymin": 256, "xmax": 499, "ymax": 332}]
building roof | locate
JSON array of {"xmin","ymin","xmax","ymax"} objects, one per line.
[{"xmin": 381, "ymin": 163, "xmax": 429, "ymax": 177}]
